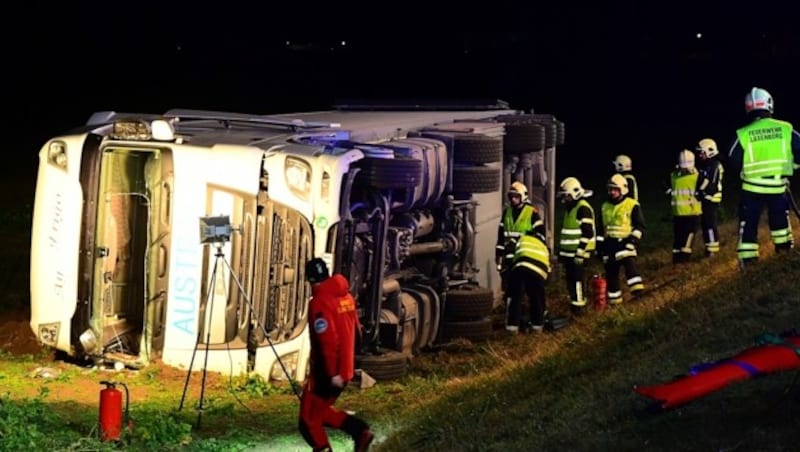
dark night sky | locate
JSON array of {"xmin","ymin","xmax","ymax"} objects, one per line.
[{"xmin": 8, "ymin": 2, "xmax": 800, "ymax": 200}]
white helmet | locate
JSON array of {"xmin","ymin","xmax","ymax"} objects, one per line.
[
  {"xmin": 613, "ymin": 154, "xmax": 632, "ymax": 172},
  {"xmin": 744, "ymin": 87, "xmax": 773, "ymax": 113},
  {"xmin": 607, "ymin": 173, "xmax": 629, "ymax": 196},
  {"xmin": 678, "ymin": 150, "xmax": 695, "ymax": 170},
  {"xmin": 508, "ymin": 181, "xmax": 528, "ymax": 200},
  {"xmin": 696, "ymin": 138, "xmax": 719, "ymax": 158},
  {"xmin": 559, "ymin": 177, "xmax": 592, "ymax": 201}
]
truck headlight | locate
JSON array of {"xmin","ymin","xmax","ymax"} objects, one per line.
[
  {"xmin": 38, "ymin": 322, "xmax": 60, "ymax": 346},
  {"xmin": 285, "ymin": 157, "xmax": 311, "ymax": 199},
  {"xmin": 47, "ymin": 141, "xmax": 68, "ymax": 171}
]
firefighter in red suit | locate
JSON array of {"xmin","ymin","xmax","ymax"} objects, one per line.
[{"xmin": 299, "ymin": 257, "xmax": 374, "ymax": 452}]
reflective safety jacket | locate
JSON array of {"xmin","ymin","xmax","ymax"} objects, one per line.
[
  {"xmin": 512, "ymin": 234, "xmax": 551, "ymax": 280},
  {"xmin": 601, "ymin": 197, "xmax": 640, "ymax": 239},
  {"xmin": 496, "ymin": 203, "xmax": 543, "ymax": 259},
  {"xmin": 670, "ymin": 170, "xmax": 702, "ymax": 216},
  {"xmin": 558, "ymin": 199, "xmax": 596, "ymax": 259},
  {"xmin": 736, "ymin": 117, "xmax": 795, "ymax": 194}
]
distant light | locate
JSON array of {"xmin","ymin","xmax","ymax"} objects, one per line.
[
  {"xmin": 286, "ymin": 41, "xmax": 291, "ymax": 46},
  {"xmin": 341, "ymin": 40, "xmax": 346, "ymax": 46},
  {"xmin": 696, "ymin": 32, "xmax": 702, "ymax": 39}
]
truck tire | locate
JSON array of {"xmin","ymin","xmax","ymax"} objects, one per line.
[
  {"xmin": 355, "ymin": 350, "xmax": 409, "ymax": 381},
  {"xmin": 451, "ymin": 166, "xmax": 500, "ymax": 194},
  {"xmin": 501, "ymin": 121, "xmax": 546, "ymax": 154},
  {"xmin": 555, "ymin": 120, "xmax": 566, "ymax": 146},
  {"xmin": 452, "ymin": 134, "xmax": 503, "ymax": 164},
  {"xmin": 355, "ymin": 157, "xmax": 423, "ymax": 189},
  {"xmin": 444, "ymin": 286, "xmax": 494, "ymax": 319},
  {"xmin": 535, "ymin": 120, "xmax": 558, "ymax": 148},
  {"xmin": 438, "ymin": 317, "xmax": 493, "ymax": 343}
]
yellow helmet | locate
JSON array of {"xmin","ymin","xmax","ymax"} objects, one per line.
[
  {"xmin": 678, "ymin": 150, "xmax": 695, "ymax": 170},
  {"xmin": 613, "ymin": 154, "xmax": 632, "ymax": 172},
  {"xmin": 696, "ymin": 138, "xmax": 718, "ymax": 158},
  {"xmin": 508, "ymin": 181, "xmax": 528, "ymax": 200},
  {"xmin": 607, "ymin": 173, "xmax": 628, "ymax": 196},
  {"xmin": 559, "ymin": 177, "xmax": 592, "ymax": 201}
]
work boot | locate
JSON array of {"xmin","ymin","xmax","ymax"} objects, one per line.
[
  {"xmin": 355, "ymin": 429, "xmax": 375, "ymax": 452},
  {"xmin": 570, "ymin": 304, "xmax": 586, "ymax": 316}
]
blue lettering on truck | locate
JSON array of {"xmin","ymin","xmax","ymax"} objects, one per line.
[{"xmin": 171, "ymin": 236, "xmax": 200, "ymax": 336}]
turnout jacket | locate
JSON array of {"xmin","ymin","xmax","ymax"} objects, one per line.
[{"xmin": 309, "ymin": 274, "xmax": 358, "ymax": 384}]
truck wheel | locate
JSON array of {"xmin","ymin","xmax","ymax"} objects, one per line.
[
  {"xmin": 534, "ymin": 120, "xmax": 558, "ymax": 148},
  {"xmin": 555, "ymin": 120, "xmax": 566, "ymax": 146},
  {"xmin": 355, "ymin": 350, "xmax": 409, "ymax": 381},
  {"xmin": 355, "ymin": 157, "xmax": 423, "ymax": 189},
  {"xmin": 438, "ymin": 317, "xmax": 493, "ymax": 343},
  {"xmin": 444, "ymin": 286, "xmax": 494, "ymax": 319},
  {"xmin": 451, "ymin": 166, "xmax": 500, "ymax": 194},
  {"xmin": 452, "ymin": 134, "xmax": 503, "ymax": 164},
  {"xmin": 501, "ymin": 121, "xmax": 546, "ymax": 153}
]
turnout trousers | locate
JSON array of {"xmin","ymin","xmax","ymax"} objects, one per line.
[
  {"xmin": 604, "ymin": 256, "xmax": 644, "ymax": 304},
  {"xmin": 507, "ymin": 266, "xmax": 546, "ymax": 329},
  {"xmin": 672, "ymin": 215, "xmax": 700, "ymax": 263},
  {"xmin": 737, "ymin": 191, "xmax": 793, "ymax": 262},
  {"xmin": 701, "ymin": 200, "xmax": 720, "ymax": 255}
]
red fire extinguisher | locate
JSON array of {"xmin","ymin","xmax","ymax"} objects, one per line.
[
  {"xmin": 591, "ymin": 274, "xmax": 607, "ymax": 312},
  {"xmin": 99, "ymin": 380, "xmax": 130, "ymax": 442}
]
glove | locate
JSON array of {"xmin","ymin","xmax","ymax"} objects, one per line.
[
  {"xmin": 574, "ymin": 256, "xmax": 584, "ymax": 265},
  {"xmin": 331, "ymin": 375, "xmax": 345, "ymax": 388}
]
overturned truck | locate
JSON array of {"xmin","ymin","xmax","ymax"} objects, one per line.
[{"xmin": 29, "ymin": 100, "xmax": 564, "ymax": 382}]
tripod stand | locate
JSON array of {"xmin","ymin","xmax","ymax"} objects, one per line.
[{"xmin": 178, "ymin": 242, "xmax": 301, "ymax": 429}]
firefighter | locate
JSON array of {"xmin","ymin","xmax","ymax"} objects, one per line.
[
  {"xmin": 669, "ymin": 150, "xmax": 703, "ymax": 264},
  {"xmin": 727, "ymin": 87, "xmax": 800, "ymax": 267},
  {"xmin": 596, "ymin": 174, "xmax": 646, "ymax": 304},
  {"xmin": 557, "ymin": 177, "xmax": 596, "ymax": 312},
  {"xmin": 696, "ymin": 138, "xmax": 724, "ymax": 257},
  {"xmin": 298, "ymin": 258, "xmax": 374, "ymax": 452},
  {"xmin": 496, "ymin": 181, "xmax": 545, "ymax": 270},
  {"xmin": 613, "ymin": 154, "xmax": 639, "ymax": 201},
  {"xmin": 507, "ymin": 231, "xmax": 550, "ymax": 333},
  {"xmin": 496, "ymin": 181, "xmax": 545, "ymax": 329}
]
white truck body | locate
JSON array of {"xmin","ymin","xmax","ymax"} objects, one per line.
[{"xmin": 29, "ymin": 102, "xmax": 561, "ymax": 381}]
